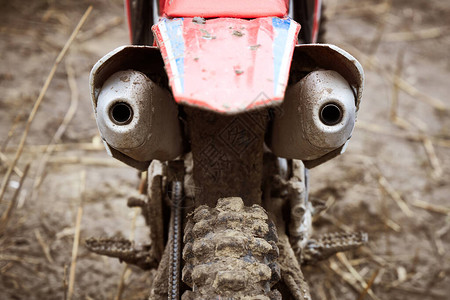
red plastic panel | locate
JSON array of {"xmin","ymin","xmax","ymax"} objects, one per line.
[
  {"xmin": 162, "ymin": 0, "xmax": 288, "ymax": 18},
  {"xmin": 153, "ymin": 17, "xmax": 300, "ymax": 114}
]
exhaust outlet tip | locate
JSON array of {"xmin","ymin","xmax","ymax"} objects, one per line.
[
  {"xmin": 319, "ymin": 103, "xmax": 343, "ymax": 126},
  {"xmin": 109, "ymin": 102, "xmax": 133, "ymax": 125}
]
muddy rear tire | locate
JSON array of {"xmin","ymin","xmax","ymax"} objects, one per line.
[{"xmin": 182, "ymin": 197, "xmax": 281, "ymax": 299}]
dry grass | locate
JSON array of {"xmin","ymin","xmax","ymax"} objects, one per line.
[
  {"xmin": 0, "ymin": 0, "xmax": 449, "ymax": 299},
  {"xmin": 0, "ymin": 6, "xmax": 93, "ymax": 204}
]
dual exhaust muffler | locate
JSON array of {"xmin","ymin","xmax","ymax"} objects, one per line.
[
  {"xmin": 93, "ymin": 70, "xmax": 356, "ymax": 168},
  {"xmin": 90, "ymin": 46, "xmax": 361, "ymax": 169},
  {"xmin": 268, "ymin": 70, "xmax": 357, "ymax": 163},
  {"xmin": 95, "ymin": 70, "xmax": 184, "ymax": 163}
]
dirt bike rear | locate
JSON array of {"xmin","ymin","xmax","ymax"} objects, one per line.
[{"xmin": 86, "ymin": 1, "xmax": 367, "ymax": 299}]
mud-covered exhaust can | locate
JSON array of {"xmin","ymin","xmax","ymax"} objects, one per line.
[
  {"xmin": 269, "ymin": 70, "xmax": 357, "ymax": 161},
  {"xmin": 95, "ymin": 70, "xmax": 183, "ymax": 162}
]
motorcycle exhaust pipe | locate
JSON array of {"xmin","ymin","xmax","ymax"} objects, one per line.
[
  {"xmin": 95, "ymin": 70, "xmax": 184, "ymax": 162},
  {"xmin": 269, "ymin": 70, "xmax": 357, "ymax": 161}
]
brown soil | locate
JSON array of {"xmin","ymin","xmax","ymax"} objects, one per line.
[{"xmin": 0, "ymin": 0, "xmax": 449, "ymax": 299}]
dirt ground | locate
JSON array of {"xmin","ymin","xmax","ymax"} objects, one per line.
[{"xmin": 0, "ymin": 0, "xmax": 449, "ymax": 299}]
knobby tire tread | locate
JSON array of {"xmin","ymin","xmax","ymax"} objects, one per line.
[{"xmin": 181, "ymin": 197, "xmax": 281, "ymax": 300}]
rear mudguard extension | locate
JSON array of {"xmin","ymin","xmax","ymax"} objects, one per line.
[{"xmin": 152, "ymin": 17, "xmax": 301, "ymax": 114}]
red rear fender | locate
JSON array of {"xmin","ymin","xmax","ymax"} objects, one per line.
[
  {"xmin": 152, "ymin": 17, "xmax": 300, "ymax": 114},
  {"xmin": 161, "ymin": 0, "xmax": 288, "ymax": 18}
]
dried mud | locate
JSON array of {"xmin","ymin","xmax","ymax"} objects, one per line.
[{"xmin": 1, "ymin": 0, "xmax": 449, "ymax": 299}]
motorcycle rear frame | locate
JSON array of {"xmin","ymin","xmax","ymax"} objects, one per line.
[{"xmin": 87, "ymin": 1, "xmax": 367, "ymax": 299}]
